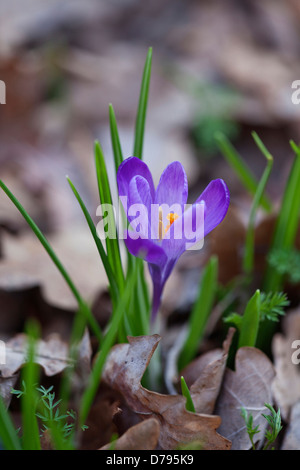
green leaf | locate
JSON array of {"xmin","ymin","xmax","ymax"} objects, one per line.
[
  {"xmin": 223, "ymin": 312, "xmax": 242, "ymax": 330},
  {"xmin": 258, "ymin": 141, "xmax": 300, "ymax": 349},
  {"xmin": 66, "ymin": 176, "xmax": 119, "ymax": 303},
  {"xmin": 215, "ymin": 132, "xmax": 272, "ymax": 212},
  {"xmin": 133, "ymin": 47, "xmax": 152, "ymax": 159},
  {"xmin": 238, "ymin": 290, "xmax": 260, "ymax": 348},
  {"xmin": 243, "ymin": 132, "xmax": 273, "ymax": 275},
  {"xmin": 264, "ymin": 141, "xmax": 300, "ymax": 291},
  {"xmin": 109, "ymin": 103, "xmax": 123, "ymax": 174},
  {"xmin": 268, "ymin": 248, "xmax": 300, "ymax": 284},
  {"xmin": 79, "ymin": 263, "xmax": 139, "ymax": 426},
  {"xmin": 259, "ymin": 292, "xmax": 289, "ymax": 322},
  {"xmin": 0, "ymin": 396, "xmax": 22, "ymax": 450},
  {"xmin": 180, "ymin": 376, "xmax": 196, "ymax": 413},
  {"xmin": 94, "ymin": 141, "xmax": 125, "ymax": 292},
  {"xmin": 178, "ymin": 256, "xmax": 218, "ymax": 371},
  {"xmin": 21, "ymin": 320, "xmax": 41, "ymax": 450}
]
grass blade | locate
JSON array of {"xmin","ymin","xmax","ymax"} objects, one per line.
[
  {"xmin": 215, "ymin": 131, "xmax": 272, "ymax": 212},
  {"xmin": 109, "ymin": 103, "xmax": 123, "ymax": 173},
  {"xmin": 181, "ymin": 376, "xmax": 196, "ymax": 413},
  {"xmin": 178, "ymin": 256, "xmax": 218, "ymax": 371},
  {"xmin": 94, "ymin": 141, "xmax": 125, "ymax": 292},
  {"xmin": 21, "ymin": 320, "xmax": 41, "ymax": 450},
  {"xmin": 66, "ymin": 176, "xmax": 118, "ymax": 303},
  {"xmin": 133, "ymin": 47, "xmax": 152, "ymax": 159},
  {"xmin": 258, "ymin": 141, "xmax": 300, "ymax": 350},
  {"xmin": 238, "ymin": 290, "xmax": 260, "ymax": 348},
  {"xmin": 243, "ymin": 132, "xmax": 273, "ymax": 275},
  {"xmin": 79, "ymin": 264, "xmax": 139, "ymax": 426},
  {"xmin": 263, "ymin": 141, "xmax": 300, "ymax": 291},
  {"xmin": 0, "ymin": 179, "xmax": 102, "ymax": 343},
  {"xmin": 0, "ymin": 397, "xmax": 22, "ymax": 450}
]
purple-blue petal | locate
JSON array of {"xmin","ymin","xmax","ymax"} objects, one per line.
[
  {"xmin": 155, "ymin": 161, "xmax": 188, "ymax": 209},
  {"xmin": 124, "ymin": 233, "xmax": 167, "ymax": 267},
  {"xmin": 182, "ymin": 179, "xmax": 230, "ymax": 244},
  {"xmin": 117, "ymin": 157, "xmax": 155, "ymax": 202}
]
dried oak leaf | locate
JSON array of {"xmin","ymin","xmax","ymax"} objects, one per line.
[
  {"xmin": 187, "ymin": 327, "xmax": 236, "ymax": 415},
  {"xmin": 215, "ymin": 347, "xmax": 275, "ymax": 450},
  {"xmin": 0, "ymin": 374, "xmax": 19, "ymax": 407},
  {"xmin": 99, "ymin": 418, "xmax": 160, "ymax": 451},
  {"xmin": 0, "ymin": 333, "xmax": 71, "ymax": 377},
  {"xmin": 102, "ymin": 335, "xmax": 231, "ymax": 450},
  {"xmin": 272, "ymin": 308, "xmax": 300, "ymax": 422},
  {"xmin": 281, "ymin": 401, "xmax": 300, "ymax": 450}
]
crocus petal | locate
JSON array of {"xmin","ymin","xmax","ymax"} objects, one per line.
[
  {"xmin": 182, "ymin": 178, "xmax": 229, "ymax": 245},
  {"xmin": 124, "ymin": 233, "xmax": 167, "ymax": 267},
  {"xmin": 155, "ymin": 161, "xmax": 188, "ymax": 209},
  {"xmin": 127, "ymin": 175, "xmax": 152, "ymax": 238},
  {"xmin": 117, "ymin": 157, "xmax": 155, "ymax": 202}
]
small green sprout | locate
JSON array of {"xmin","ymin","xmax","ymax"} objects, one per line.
[
  {"xmin": 11, "ymin": 382, "xmax": 87, "ymax": 440},
  {"xmin": 262, "ymin": 403, "xmax": 283, "ymax": 451},
  {"xmin": 241, "ymin": 407, "xmax": 260, "ymax": 450},
  {"xmin": 241, "ymin": 403, "xmax": 282, "ymax": 450}
]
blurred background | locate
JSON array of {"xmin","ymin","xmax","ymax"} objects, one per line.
[{"xmin": 1, "ymin": 0, "xmax": 300, "ymax": 331}]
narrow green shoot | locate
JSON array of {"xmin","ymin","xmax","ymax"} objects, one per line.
[
  {"xmin": 238, "ymin": 290, "xmax": 260, "ymax": 348},
  {"xmin": 66, "ymin": 176, "xmax": 118, "ymax": 303},
  {"xmin": 258, "ymin": 141, "xmax": 300, "ymax": 349},
  {"xmin": 0, "ymin": 179, "xmax": 101, "ymax": 343},
  {"xmin": 263, "ymin": 141, "xmax": 300, "ymax": 291},
  {"xmin": 181, "ymin": 377, "xmax": 196, "ymax": 413},
  {"xmin": 94, "ymin": 141, "xmax": 124, "ymax": 292},
  {"xmin": 21, "ymin": 320, "xmax": 41, "ymax": 450},
  {"xmin": 178, "ymin": 256, "xmax": 218, "ymax": 371},
  {"xmin": 79, "ymin": 264, "xmax": 139, "ymax": 426},
  {"xmin": 215, "ymin": 131, "xmax": 272, "ymax": 212},
  {"xmin": 109, "ymin": 103, "xmax": 123, "ymax": 174},
  {"xmin": 0, "ymin": 396, "xmax": 22, "ymax": 450},
  {"xmin": 133, "ymin": 47, "xmax": 152, "ymax": 159},
  {"xmin": 243, "ymin": 132, "xmax": 273, "ymax": 275}
]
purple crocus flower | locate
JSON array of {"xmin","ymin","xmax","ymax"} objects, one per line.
[{"xmin": 117, "ymin": 157, "xmax": 230, "ymax": 320}]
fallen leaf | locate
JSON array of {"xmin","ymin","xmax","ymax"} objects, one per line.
[
  {"xmin": 272, "ymin": 308, "xmax": 300, "ymax": 421},
  {"xmin": 281, "ymin": 401, "xmax": 300, "ymax": 450},
  {"xmin": 186, "ymin": 328, "xmax": 236, "ymax": 414},
  {"xmin": 0, "ymin": 333, "xmax": 71, "ymax": 377},
  {"xmin": 102, "ymin": 335, "xmax": 231, "ymax": 450},
  {"xmin": 99, "ymin": 418, "xmax": 160, "ymax": 450},
  {"xmin": 0, "ymin": 374, "xmax": 19, "ymax": 407},
  {"xmin": 215, "ymin": 347, "xmax": 275, "ymax": 450}
]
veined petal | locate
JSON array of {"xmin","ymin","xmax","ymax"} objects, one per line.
[
  {"xmin": 127, "ymin": 175, "xmax": 152, "ymax": 238},
  {"xmin": 184, "ymin": 178, "xmax": 230, "ymax": 245},
  {"xmin": 155, "ymin": 161, "xmax": 188, "ymax": 209},
  {"xmin": 124, "ymin": 233, "xmax": 167, "ymax": 267},
  {"xmin": 117, "ymin": 156, "xmax": 155, "ymax": 201}
]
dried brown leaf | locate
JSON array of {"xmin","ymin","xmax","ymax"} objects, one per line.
[
  {"xmin": 272, "ymin": 308, "xmax": 300, "ymax": 421},
  {"xmin": 0, "ymin": 333, "xmax": 71, "ymax": 377},
  {"xmin": 187, "ymin": 328, "xmax": 236, "ymax": 414},
  {"xmin": 102, "ymin": 335, "xmax": 231, "ymax": 450},
  {"xmin": 281, "ymin": 401, "xmax": 300, "ymax": 450},
  {"xmin": 99, "ymin": 418, "xmax": 160, "ymax": 451},
  {"xmin": 215, "ymin": 347, "xmax": 275, "ymax": 450},
  {"xmin": 0, "ymin": 374, "xmax": 19, "ymax": 407}
]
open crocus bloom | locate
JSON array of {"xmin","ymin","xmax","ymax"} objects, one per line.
[{"xmin": 117, "ymin": 157, "xmax": 230, "ymax": 320}]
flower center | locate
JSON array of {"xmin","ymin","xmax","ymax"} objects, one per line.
[{"xmin": 158, "ymin": 207, "xmax": 179, "ymax": 240}]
